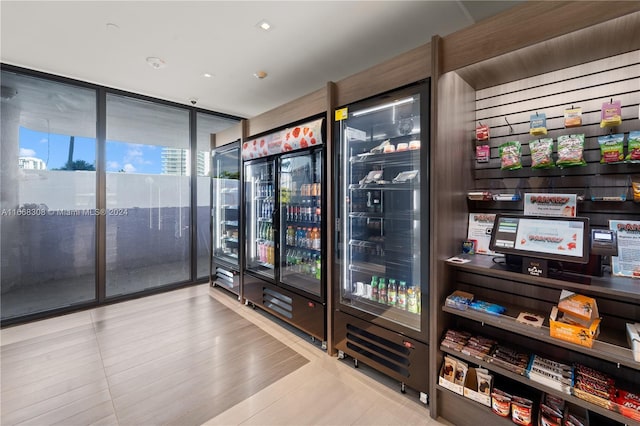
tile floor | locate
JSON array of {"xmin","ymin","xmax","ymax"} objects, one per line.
[{"xmin": 1, "ymin": 283, "xmax": 452, "ymax": 426}]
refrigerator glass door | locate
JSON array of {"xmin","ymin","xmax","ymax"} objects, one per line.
[
  {"xmin": 338, "ymin": 92, "xmax": 423, "ymax": 332},
  {"xmin": 245, "ymin": 160, "xmax": 276, "ymax": 279},
  {"xmin": 279, "ymin": 149, "xmax": 322, "ymax": 297},
  {"xmin": 212, "ymin": 145, "xmax": 240, "ymax": 268}
]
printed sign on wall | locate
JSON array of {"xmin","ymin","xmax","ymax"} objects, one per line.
[
  {"xmin": 524, "ymin": 193, "xmax": 577, "ymax": 217},
  {"xmin": 242, "ymin": 118, "xmax": 323, "ymax": 160}
]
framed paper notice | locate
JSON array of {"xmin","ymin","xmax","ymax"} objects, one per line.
[
  {"xmin": 609, "ymin": 220, "xmax": 640, "ymax": 278},
  {"xmin": 467, "ymin": 213, "xmax": 498, "ymax": 255},
  {"xmin": 524, "ymin": 193, "xmax": 577, "ymax": 217}
]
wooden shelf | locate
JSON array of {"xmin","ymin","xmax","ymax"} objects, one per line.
[
  {"xmin": 442, "ymin": 305, "xmax": 639, "ymax": 370},
  {"xmin": 447, "ymin": 255, "xmax": 640, "ymax": 303},
  {"xmin": 440, "ymin": 347, "xmax": 638, "ymax": 426},
  {"xmin": 435, "ymin": 384, "xmax": 513, "ymax": 426}
]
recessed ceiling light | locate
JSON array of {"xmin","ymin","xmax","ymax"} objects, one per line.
[
  {"xmin": 146, "ymin": 57, "xmax": 166, "ymax": 69},
  {"xmin": 253, "ymin": 70, "xmax": 268, "ymax": 79},
  {"xmin": 256, "ymin": 19, "xmax": 272, "ymax": 31},
  {"xmin": 203, "ymin": 73, "xmax": 213, "ymax": 78}
]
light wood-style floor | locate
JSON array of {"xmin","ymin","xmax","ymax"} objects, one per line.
[{"xmin": 1, "ymin": 284, "xmax": 451, "ymax": 426}]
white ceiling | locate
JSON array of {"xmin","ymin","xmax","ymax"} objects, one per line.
[{"xmin": 1, "ymin": 1, "xmax": 522, "ymax": 119}]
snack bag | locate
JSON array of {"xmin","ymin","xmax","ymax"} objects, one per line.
[
  {"xmin": 530, "ymin": 138, "xmax": 555, "ymax": 169},
  {"xmin": 530, "ymin": 113, "xmax": 548, "ymax": 136},
  {"xmin": 598, "ymin": 134, "xmax": 624, "ymax": 164},
  {"xmin": 632, "ymin": 179, "xmax": 640, "ymax": 203},
  {"xmin": 600, "ymin": 100, "xmax": 622, "ymax": 128},
  {"xmin": 626, "ymin": 131, "xmax": 640, "ymax": 163},
  {"xmin": 564, "ymin": 107, "xmax": 582, "ymax": 128},
  {"xmin": 556, "ymin": 134, "xmax": 586, "ymax": 168},
  {"xmin": 500, "ymin": 141, "xmax": 522, "ymax": 170},
  {"xmin": 476, "ymin": 124, "xmax": 490, "ymax": 141}
]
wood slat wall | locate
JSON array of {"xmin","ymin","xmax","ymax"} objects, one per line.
[
  {"xmin": 441, "ymin": 2, "xmax": 640, "ymax": 76},
  {"xmin": 470, "ymin": 50, "xmax": 640, "ymax": 228},
  {"xmin": 247, "ymin": 87, "xmax": 326, "ymax": 138}
]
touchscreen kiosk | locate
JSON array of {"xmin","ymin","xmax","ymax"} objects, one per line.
[{"xmin": 489, "ymin": 215, "xmax": 590, "ymax": 271}]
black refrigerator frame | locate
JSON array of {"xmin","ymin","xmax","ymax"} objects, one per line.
[
  {"xmin": 242, "ymin": 117, "xmax": 328, "ymax": 348},
  {"xmin": 210, "ymin": 140, "xmax": 242, "ymax": 298},
  {"xmin": 332, "ymin": 81, "xmax": 430, "ymax": 399}
]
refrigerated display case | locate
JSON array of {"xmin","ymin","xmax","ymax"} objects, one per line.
[
  {"xmin": 211, "ymin": 141, "xmax": 241, "ymax": 295},
  {"xmin": 242, "ymin": 118, "xmax": 327, "ymax": 347},
  {"xmin": 334, "ymin": 83, "xmax": 430, "ymax": 399}
]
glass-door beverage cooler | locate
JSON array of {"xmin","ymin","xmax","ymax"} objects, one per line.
[
  {"xmin": 211, "ymin": 141, "xmax": 241, "ymax": 296},
  {"xmin": 334, "ymin": 83, "xmax": 430, "ymax": 400},
  {"xmin": 242, "ymin": 118, "xmax": 327, "ymax": 348}
]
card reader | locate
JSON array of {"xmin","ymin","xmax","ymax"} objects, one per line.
[{"xmin": 590, "ymin": 229, "xmax": 618, "ymax": 256}]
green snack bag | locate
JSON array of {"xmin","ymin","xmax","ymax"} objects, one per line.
[
  {"xmin": 556, "ymin": 134, "xmax": 586, "ymax": 168},
  {"xmin": 530, "ymin": 138, "xmax": 555, "ymax": 169},
  {"xmin": 499, "ymin": 141, "xmax": 522, "ymax": 170},
  {"xmin": 598, "ymin": 134, "xmax": 624, "ymax": 164},
  {"xmin": 626, "ymin": 131, "xmax": 640, "ymax": 163}
]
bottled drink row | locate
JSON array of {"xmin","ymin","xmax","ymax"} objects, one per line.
[
  {"xmin": 258, "ymin": 221, "xmax": 274, "ymax": 241},
  {"xmin": 351, "ymin": 276, "xmax": 420, "ymax": 313},
  {"xmin": 257, "ymin": 241, "xmax": 275, "ymax": 266},
  {"xmin": 285, "ymin": 182, "xmax": 321, "ymax": 223},
  {"xmin": 286, "ymin": 226, "xmax": 321, "ymax": 250},
  {"xmin": 260, "ymin": 200, "xmax": 275, "ymax": 219},
  {"xmin": 257, "ymin": 181, "xmax": 275, "ymax": 198},
  {"xmin": 285, "ymin": 249, "xmax": 321, "ymax": 281}
]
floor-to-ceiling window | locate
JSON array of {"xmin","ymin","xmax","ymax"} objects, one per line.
[
  {"xmin": 1, "ymin": 65, "xmax": 240, "ymax": 323},
  {"xmin": 105, "ymin": 94, "xmax": 191, "ymax": 297},
  {"xmin": 195, "ymin": 113, "xmax": 238, "ymax": 279},
  {"xmin": 0, "ymin": 71, "xmax": 97, "ymax": 320}
]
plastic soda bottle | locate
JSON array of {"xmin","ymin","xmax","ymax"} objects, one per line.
[
  {"xmin": 388, "ymin": 279, "xmax": 397, "ymax": 306},
  {"xmin": 397, "ymin": 281, "xmax": 407, "ymax": 310},
  {"xmin": 378, "ymin": 278, "xmax": 387, "ymax": 305},
  {"xmin": 370, "ymin": 276, "xmax": 378, "ymax": 301}
]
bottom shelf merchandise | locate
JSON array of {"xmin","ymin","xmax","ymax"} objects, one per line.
[{"xmin": 439, "ymin": 329, "xmax": 640, "ymax": 424}]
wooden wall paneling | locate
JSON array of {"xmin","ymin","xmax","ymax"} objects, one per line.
[
  {"xmin": 429, "ymin": 36, "xmax": 476, "ymax": 419},
  {"xmin": 325, "ymin": 81, "xmax": 336, "ymax": 355},
  {"xmin": 428, "ymin": 34, "xmax": 441, "ymax": 420},
  {"xmin": 442, "ymin": 3, "xmax": 640, "ymax": 81},
  {"xmin": 335, "ymin": 44, "xmax": 431, "ymax": 107},
  {"xmin": 247, "ymin": 87, "xmax": 326, "ymax": 138},
  {"xmin": 213, "ymin": 121, "xmax": 243, "ymax": 148},
  {"xmin": 475, "ymin": 51, "xmax": 640, "ymax": 101}
]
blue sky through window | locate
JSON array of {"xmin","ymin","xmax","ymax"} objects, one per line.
[{"xmin": 19, "ymin": 127, "xmax": 163, "ymax": 174}]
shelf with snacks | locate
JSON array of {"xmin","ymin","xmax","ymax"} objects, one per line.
[
  {"xmin": 435, "ymin": 383, "xmax": 515, "ymax": 426},
  {"xmin": 438, "ymin": 346, "xmax": 637, "ymax": 426},
  {"xmin": 441, "ymin": 302, "xmax": 638, "ymax": 370}
]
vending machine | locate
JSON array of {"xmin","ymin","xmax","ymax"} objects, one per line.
[
  {"xmin": 333, "ymin": 83, "xmax": 430, "ymax": 399},
  {"xmin": 242, "ymin": 118, "xmax": 327, "ymax": 347},
  {"xmin": 211, "ymin": 141, "xmax": 241, "ymax": 296}
]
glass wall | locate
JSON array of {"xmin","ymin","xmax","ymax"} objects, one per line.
[
  {"xmin": 105, "ymin": 94, "xmax": 191, "ymax": 297},
  {"xmin": 0, "ymin": 71, "xmax": 97, "ymax": 320},
  {"xmin": 0, "ymin": 65, "xmax": 240, "ymax": 322},
  {"xmin": 196, "ymin": 113, "xmax": 237, "ymax": 278}
]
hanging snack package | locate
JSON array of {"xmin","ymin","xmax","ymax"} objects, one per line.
[
  {"xmin": 530, "ymin": 138, "xmax": 555, "ymax": 169},
  {"xmin": 529, "ymin": 113, "xmax": 548, "ymax": 136},
  {"xmin": 598, "ymin": 134, "xmax": 625, "ymax": 164},
  {"xmin": 476, "ymin": 123, "xmax": 490, "ymax": 141},
  {"xmin": 476, "ymin": 144, "xmax": 490, "ymax": 163},
  {"xmin": 564, "ymin": 107, "xmax": 582, "ymax": 128},
  {"xmin": 600, "ymin": 100, "xmax": 622, "ymax": 128},
  {"xmin": 556, "ymin": 134, "xmax": 587, "ymax": 168},
  {"xmin": 499, "ymin": 141, "xmax": 522, "ymax": 170},
  {"xmin": 626, "ymin": 131, "xmax": 640, "ymax": 163}
]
